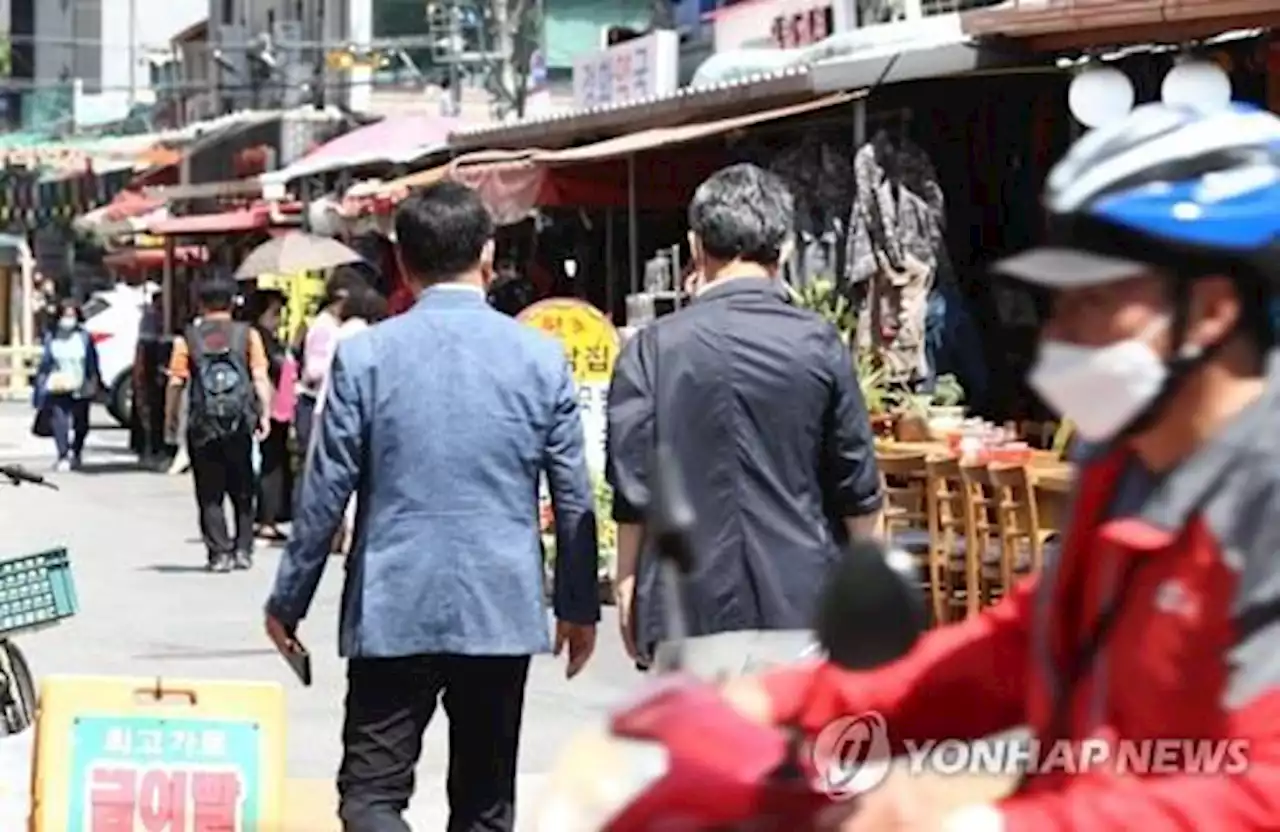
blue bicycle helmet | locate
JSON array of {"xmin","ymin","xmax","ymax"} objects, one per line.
[{"xmin": 995, "ymin": 101, "xmax": 1280, "ymax": 344}]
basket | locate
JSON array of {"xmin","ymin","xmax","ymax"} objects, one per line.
[{"xmin": 0, "ymin": 548, "xmax": 78, "ymax": 638}]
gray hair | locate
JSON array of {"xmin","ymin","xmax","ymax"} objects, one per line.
[{"xmin": 688, "ymin": 163, "xmax": 794, "ymax": 266}]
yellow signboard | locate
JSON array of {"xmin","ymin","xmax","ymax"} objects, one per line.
[
  {"xmin": 257, "ymin": 271, "xmax": 325, "ymax": 345},
  {"xmin": 34, "ymin": 675, "xmax": 287, "ymax": 832},
  {"xmin": 518, "ymin": 298, "xmax": 620, "ymax": 388}
]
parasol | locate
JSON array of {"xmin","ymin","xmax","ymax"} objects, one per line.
[{"xmin": 234, "ymin": 232, "xmax": 363, "ymax": 280}]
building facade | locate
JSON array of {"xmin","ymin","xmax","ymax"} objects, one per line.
[
  {"xmin": 2, "ymin": 0, "xmax": 203, "ymax": 131},
  {"xmin": 206, "ymin": 0, "xmax": 373, "ymax": 114}
]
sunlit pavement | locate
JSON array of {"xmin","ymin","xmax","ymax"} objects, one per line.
[{"xmin": 0, "ymin": 404, "xmax": 638, "ymax": 829}]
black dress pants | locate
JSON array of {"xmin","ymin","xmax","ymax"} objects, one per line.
[
  {"xmin": 189, "ymin": 432, "xmax": 255, "ymax": 560},
  {"xmin": 338, "ymin": 654, "xmax": 531, "ymax": 832},
  {"xmin": 255, "ymin": 419, "xmax": 292, "ymax": 525}
]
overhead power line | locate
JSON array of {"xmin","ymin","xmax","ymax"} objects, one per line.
[
  {"xmin": 0, "ymin": 73, "xmax": 433, "ymax": 94},
  {"xmin": 0, "ymin": 32, "xmax": 448, "ymax": 53}
]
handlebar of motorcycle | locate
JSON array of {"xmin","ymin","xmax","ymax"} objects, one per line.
[{"xmin": 0, "ymin": 464, "xmax": 57, "ymax": 490}]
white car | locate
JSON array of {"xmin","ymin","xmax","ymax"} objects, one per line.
[{"xmin": 82, "ymin": 282, "xmax": 156, "ymax": 426}]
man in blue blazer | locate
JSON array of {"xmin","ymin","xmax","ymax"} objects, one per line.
[{"xmin": 264, "ymin": 182, "xmax": 601, "ymax": 832}]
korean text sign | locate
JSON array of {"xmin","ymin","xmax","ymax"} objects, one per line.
[
  {"xmin": 518, "ymin": 299, "xmax": 620, "ymax": 477},
  {"xmin": 571, "ymin": 30, "xmax": 679, "ymax": 111},
  {"xmin": 68, "ymin": 715, "xmax": 260, "ymax": 831}
]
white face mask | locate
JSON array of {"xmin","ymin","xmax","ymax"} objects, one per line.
[{"xmin": 1029, "ymin": 316, "xmax": 1186, "ymax": 442}]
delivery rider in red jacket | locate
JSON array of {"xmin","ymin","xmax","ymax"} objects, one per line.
[{"xmin": 726, "ymin": 103, "xmax": 1280, "ymax": 831}]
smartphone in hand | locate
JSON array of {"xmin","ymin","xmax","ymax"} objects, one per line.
[{"xmin": 277, "ymin": 633, "xmax": 312, "ymax": 687}]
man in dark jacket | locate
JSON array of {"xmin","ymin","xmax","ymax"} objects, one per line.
[{"xmin": 607, "ymin": 163, "xmax": 884, "ymax": 677}]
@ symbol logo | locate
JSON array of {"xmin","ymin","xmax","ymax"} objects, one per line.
[{"xmin": 810, "ymin": 711, "xmax": 892, "ymax": 799}]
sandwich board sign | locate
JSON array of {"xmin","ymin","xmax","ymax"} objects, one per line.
[{"xmin": 33, "ymin": 675, "xmax": 286, "ymax": 831}]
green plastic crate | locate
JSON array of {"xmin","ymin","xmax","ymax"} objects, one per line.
[{"xmin": 0, "ymin": 547, "xmax": 77, "ymax": 637}]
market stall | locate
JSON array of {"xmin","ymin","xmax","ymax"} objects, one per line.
[{"xmin": 127, "ymin": 202, "xmax": 301, "ymax": 465}]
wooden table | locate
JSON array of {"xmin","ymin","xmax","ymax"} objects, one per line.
[
  {"xmin": 1032, "ymin": 466, "xmax": 1072, "ymax": 530},
  {"xmin": 876, "ymin": 439, "xmax": 1075, "ymax": 530}
]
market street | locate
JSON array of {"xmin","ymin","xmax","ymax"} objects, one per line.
[{"xmin": 0, "ymin": 403, "xmax": 638, "ymax": 830}]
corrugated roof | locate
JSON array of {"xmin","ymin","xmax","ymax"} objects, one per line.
[
  {"xmin": 447, "ymin": 66, "xmax": 815, "ymax": 150},
  {"xmin": 538, "ymin": 93, "xmax": 858, "ymax": 164}
]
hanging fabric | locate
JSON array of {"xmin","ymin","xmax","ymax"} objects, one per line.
[{"xmin": 847, "ymin": 129, "xmax": 941, "ymax": 384}]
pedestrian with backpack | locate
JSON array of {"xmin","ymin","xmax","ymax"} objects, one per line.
[{"xmin": 164, "ymin": 277, "xmax": 273, "ymax": 572}]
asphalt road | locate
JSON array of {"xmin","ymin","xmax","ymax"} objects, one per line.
[{"xmin": 0, "ymin": 404, "xmax": 642, "ymax": 829}]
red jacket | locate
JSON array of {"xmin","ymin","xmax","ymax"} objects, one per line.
[{"xmin": 763, "ymin": 395, "xmax": 1280, "ymax": 830}]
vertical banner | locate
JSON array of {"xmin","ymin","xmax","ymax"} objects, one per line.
[
  {"xmin": 517, "ymin": 298, "xmax": 620, "ymax": 476},
  {"xmin": 34, "ymin": 676, "xmax": 286, "ymax": 832}
]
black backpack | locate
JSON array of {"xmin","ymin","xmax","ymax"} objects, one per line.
[{"xmin": 186, "ymin": 320, "xmax": 256, "ymax": 446}]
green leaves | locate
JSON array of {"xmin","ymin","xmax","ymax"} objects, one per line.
[{"xmin": 787, "ymin": 277, "xmax": 857, "ymax": 342}]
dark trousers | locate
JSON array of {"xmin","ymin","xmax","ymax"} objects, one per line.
[
  {"xmin": 189, "ymin": 432, "xmax": 255, "ymax": 560},
  {"xmin": 338, "ymin": 654, "xmax": 531, "ymax": 832},
  {"xmin": 255, "ymin": 419, "xmax": 293, "ymax": 525},
  {"xmin": 49, "ymin": 394, "xmax": 90, "ymax": 461},
  {"xmin": 294, "ymin": 391, "xmax": 317, "ymax": 457}
]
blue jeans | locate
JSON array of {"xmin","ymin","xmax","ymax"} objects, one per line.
[{"xmin": 49, "ymin": 394, "xmax": 90, "ymax": 461}]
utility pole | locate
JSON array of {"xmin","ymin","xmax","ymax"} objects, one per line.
[
  {"xmin": 126, "ymin": 0, "xmax": 138, "ymax": 107},
  {"xmin": 447, "ymin": 5, "xmax": 461, "ymax": 117},
  {"xmin": 428, "ymin": 1, "xmax": 464, "ymax": 117},
  {"xmin": 312, "ymin": 0, "xmax": 327, "ymax": 109}
]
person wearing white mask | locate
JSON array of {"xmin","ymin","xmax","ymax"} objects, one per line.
[
  {"xmin": 720, "ymin": 102, "xmax": 1280, "ymax": 832},
  {"xmin": 34, "ymin": 297, "xmax": 102, "ymax": 471}
]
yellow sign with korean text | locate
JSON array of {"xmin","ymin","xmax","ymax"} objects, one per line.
[
  {"xmin": 518, "ymin": 298, "xmax": 619, "ymax": 477},
  {"xmin": 519, "ymin": 298, "xmax": 619, "ymax": 388},
  {"xmin": 33, "ymin": 675, "xmax": 286, "ymax": 832}
]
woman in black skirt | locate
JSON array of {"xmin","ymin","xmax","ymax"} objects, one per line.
[{"xmin": 249, "ymin": 290, "xmax": 293, "ymax": 541}]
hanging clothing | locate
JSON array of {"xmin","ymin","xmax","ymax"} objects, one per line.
[{"xmin": 847, "ymin": 134, "xmax": 939, "ymax": 383}]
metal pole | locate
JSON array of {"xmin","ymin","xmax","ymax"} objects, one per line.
[
  {"xmin": 162, "ymin": 236, "xmax": 175, "ymax": 334},
  {"xmin": 448, "ymin": 5, "xmax": 461, "ymax": 117},
  {"xmin": 127, "ymin": 0, "xmax": 138, "ymax": 107},
  {"xmin": 627, "ymin": 154, "xmax": 638, "ymax": 296},
  {"xmin": 604, "ymin": 207, "xmax": 614, "ymax": 320},
  {"xmin": 314, "ymin": 0, "xmax": 327, "ymax": 109}
]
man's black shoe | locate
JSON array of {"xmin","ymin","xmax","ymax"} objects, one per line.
[
  {"xmin": 233, "ymin": 551, "xmax": 253, "ymax": 570},
  {"xmin": 208, "ymin": 554, "xmax": 234, "ymax": 573}
]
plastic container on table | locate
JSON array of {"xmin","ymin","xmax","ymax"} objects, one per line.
[
  {"xmin": 990, "ymin": 442, "xmax": 1032, "ymax": 466},
  {"xmin": 0, "ymin": 548, "xmax": 78, "ymax": 638}
]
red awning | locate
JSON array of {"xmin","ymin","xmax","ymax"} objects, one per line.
[
  {"xmin": 148, "ymin": 204, "xmax": 272, "ymax": 236},
  {"xmin": 103, "ymin": 246, "xmax": 209, "ymax": 270},
  {"xmin": 430, "ymin": 94, "xmax": 857, "ymax": 224}
]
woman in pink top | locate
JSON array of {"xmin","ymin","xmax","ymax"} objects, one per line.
[{"xmin": 294, "ymin": 270, "xmax": 363, "ymax": 453}]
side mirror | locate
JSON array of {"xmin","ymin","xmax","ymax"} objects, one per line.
[{"xmin": 814, "ymin": 539, "xmax": 927, "ymax": 670}]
